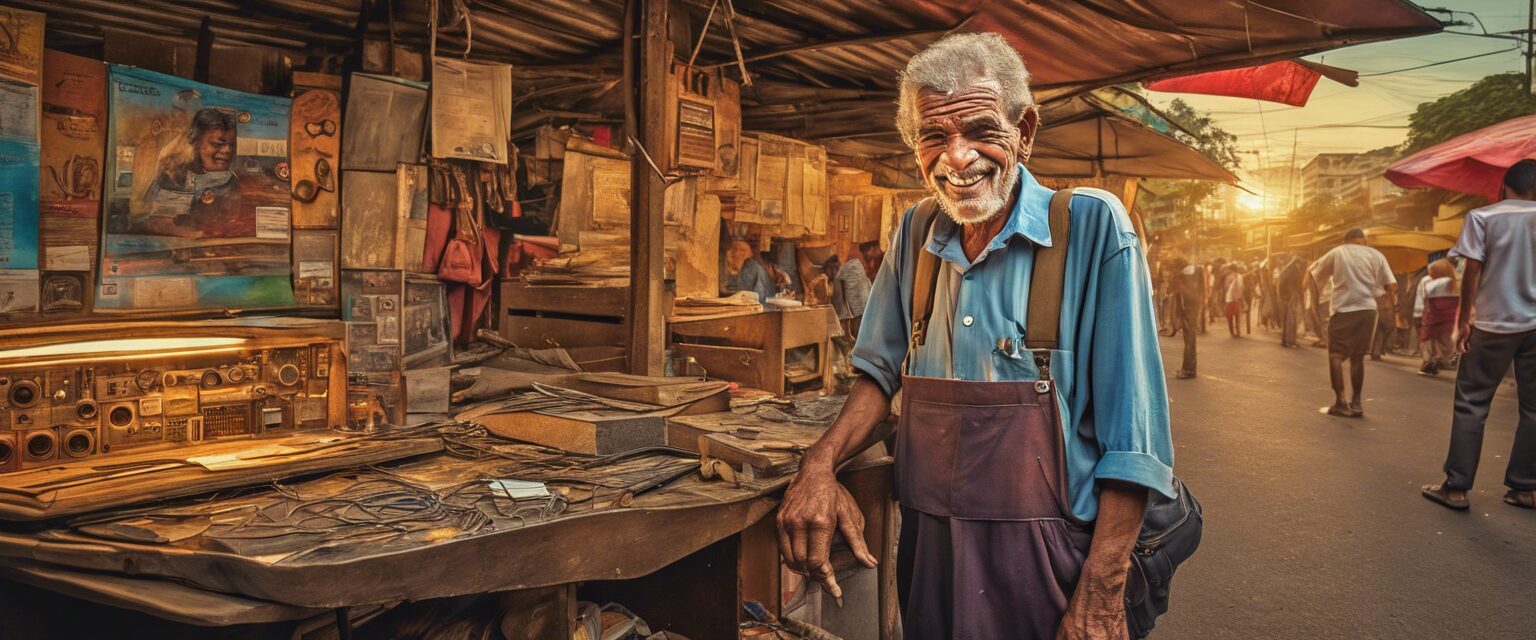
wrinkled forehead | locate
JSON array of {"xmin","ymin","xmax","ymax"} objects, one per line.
[{"xmin": 915, "ymin": 79, "xmax": 1006, "ymax": 124}]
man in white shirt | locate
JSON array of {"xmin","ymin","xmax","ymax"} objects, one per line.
[
  {"xmin": 1307, "ymin": 228, "xmax": 1396, "ymax": 417},
  {"xmin": 1423, "ymin": 160, "xmax": 1536, "ymax": 511}
]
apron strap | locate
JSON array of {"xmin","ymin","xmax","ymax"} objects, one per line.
[{"xmin": 1025, "ymin": 188, "xmax": 1074, "ymax": 351}]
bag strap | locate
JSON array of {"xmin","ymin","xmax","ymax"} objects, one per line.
[
  {"xmin": 907, "ymin": 198, "xmax": 943, "ymax": 353},
  {"xmin": 1025, "ymin": 188, "xmax": 1074, "ymax": 350}
]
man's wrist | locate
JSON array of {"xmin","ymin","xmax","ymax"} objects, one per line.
[{"xmin": 799, "ymin": 445, "xmax": 839, "ymax": 475}]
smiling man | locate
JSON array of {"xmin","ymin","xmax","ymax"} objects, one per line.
[{"xmin": 777, "ymin": 34, "xmax": 1175, "ymax": 639}]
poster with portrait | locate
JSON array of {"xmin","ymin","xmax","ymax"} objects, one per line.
[{"xmin": 99, "ymin": 64, "xmax": 295, "ymax": 311}]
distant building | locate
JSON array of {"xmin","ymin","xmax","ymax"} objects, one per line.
[{"xmin": 1298, "ymin": 148, "xmax": 1400, "ymax": 206}]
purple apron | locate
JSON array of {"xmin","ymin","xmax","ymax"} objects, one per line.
[{"xmin": 895, "ymin": 373, "xmax": 1093, "ymax": 639}]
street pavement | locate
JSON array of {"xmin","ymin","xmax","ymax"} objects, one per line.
[{"xmin": 1152, "ymin": 328, "xmax": 1535, "ymax": 639}]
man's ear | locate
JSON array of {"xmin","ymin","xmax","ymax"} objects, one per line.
[{"xmin": 1016, "ymin": 107, "xmax": 1040, "ymax": 163}]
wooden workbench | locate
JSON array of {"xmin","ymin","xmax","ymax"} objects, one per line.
[
  {"xmin": 670, "ymin": 307, "xmax": 837, "ymax": 396},
  {"xmin": 0, "ymin": 418, "xmax": 895, "ymax": 640}
]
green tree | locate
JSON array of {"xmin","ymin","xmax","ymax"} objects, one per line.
[
  {"xmin": 1144, "ymin": 98, "xmax": 1242, "ymax": 227},
  {"xmin": 1404, "ymin": 72, "xmax": 1536, "ymax": 153}
]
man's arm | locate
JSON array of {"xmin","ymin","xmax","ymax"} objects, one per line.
[
  {"xmin": 1059, "ymin": 481, "xmax": 1148, "ymax": 640},
  {"xmin": 1456, "ymin": 259, "xmax": 1482, "ymax": 353},
  {"xmin": 777, "ymin": 376, "xmax": 888, "ymax": 599}
]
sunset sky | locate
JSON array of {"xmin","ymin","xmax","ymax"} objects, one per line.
[{"xmin": 1146, "ymin": 0, "xmax": 1531, "ymax": 182}]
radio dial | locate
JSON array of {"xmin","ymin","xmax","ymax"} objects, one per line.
[
  {"xmin": 276, "ymin": 364, "xmax": 301, "ymax": 387},
  {"xmin": 201, "ymin": 371, "xmax": 222, "ymax": 388}
]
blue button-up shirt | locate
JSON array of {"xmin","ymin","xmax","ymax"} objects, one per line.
[{"xmin": 851, "ymin": 164, "xmax": 1175, "ymax": 522}]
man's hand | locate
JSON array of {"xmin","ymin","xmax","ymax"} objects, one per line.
[
  {"xmin": 776, "ymin": 466, "xmax": 877, "ymax": 600},
  {"xmin": 1455, "ymin": 318, "xmax": 1474, "ymax": 354},
  {"xmin": 1058, "ymin": 481, "xmax": 1146, "ymax": 640},
  {"xmin": 1057, "ymin": 594, "xmax": 1130, "ymax": 640}
]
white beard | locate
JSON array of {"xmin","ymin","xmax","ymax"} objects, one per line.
[{"xmin": 928, "ymin": 160, "xmax": 1017, "ymax": 226}]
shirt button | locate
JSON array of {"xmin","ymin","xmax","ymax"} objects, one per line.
[
  {"xmin": 964, "ymin": 274, "xmax": 974, "ymax": 281},
  {"xmin": 962, "ymin": 315, "xmax": 974, "ymax": 327}
]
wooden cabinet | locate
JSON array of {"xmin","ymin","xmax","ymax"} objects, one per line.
[{"xmin": 670, "ymin": 307, "xmax": 834, "ymax": 396}]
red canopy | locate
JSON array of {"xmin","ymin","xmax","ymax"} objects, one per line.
[
  {"xmin": 1143, "ymin": 60, "xmax": 1360, "ymax": 107},
  {"xmin": 1385, "ymin": 115, "xmax": 1536, "ymax": 201}
]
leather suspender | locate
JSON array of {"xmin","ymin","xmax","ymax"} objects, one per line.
[
  {"xmin": 1025, "ymin": 188, "xmax": 1074, "ymax": 350},
  {"xmin": 906, "ymin": 188, "xmax": 1074, "ymax": 361}
]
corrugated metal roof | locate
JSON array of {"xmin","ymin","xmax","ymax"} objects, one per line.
[{"xmin": 25, "ymin": 0, "xmax": 1441, "ymax": 143}]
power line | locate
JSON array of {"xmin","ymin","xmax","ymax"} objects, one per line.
[{"xmin": 1358, "ymin": 47, "xmax": 1521, "ymax": 76}]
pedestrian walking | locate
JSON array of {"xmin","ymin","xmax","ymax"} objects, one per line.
[
  {"xmin": 1307, "ymin": 228, "xmax": 1396, "ymax": 417},
  {"xmin": 1223, "ymin": 264, "xmax": 1245, "ymax": 338},
  {"xmin": 777, "ymin": 33, "xmax": 1177, "ymax": 638},
  {"xmin": 1172, "ymin": 257, "xmax": 1204, "ymax": 378},
  {"xmin": 1371, "ymin": 291, "xmax": 1397, "ymax": 361},
  {"xmin": 1278, "ymin": 255, "xmax": 1305, "ymax": 348},
  {"xmin": 1422, "ymin": 160, "xmax": 1536, "ymax": 511},
  {"xmin": 1416, "ymin": 259, "xmax": 1458, "ymax": 376}
]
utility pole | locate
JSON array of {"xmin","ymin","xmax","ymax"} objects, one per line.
[{"xmin": 1527, "ymin": 0, "xmax": 1534, "ymax": 95}]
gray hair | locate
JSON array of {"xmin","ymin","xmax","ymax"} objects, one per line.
[{"xmin": 895, "ymin": 32, "xmax": 1036, "ymax": 148}]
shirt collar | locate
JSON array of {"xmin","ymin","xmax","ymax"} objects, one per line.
[{"xmin": 926, "ymin": 163, "xmax": 1056, "ymax": 268}]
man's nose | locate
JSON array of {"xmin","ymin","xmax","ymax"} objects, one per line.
[{"xmin": 941, "ymin": 137, "xmax": 978, "ymax": 172}]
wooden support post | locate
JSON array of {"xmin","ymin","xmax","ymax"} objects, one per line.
[{"xmin": 628, "ymin": 0, "xmax": 669, "ymax": 376}]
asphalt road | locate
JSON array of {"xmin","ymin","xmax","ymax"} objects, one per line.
[{"xmin": 1152, "ymin": 328, "xmax": 1535, "ymax": 639}]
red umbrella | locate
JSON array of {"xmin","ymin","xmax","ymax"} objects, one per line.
[
  {"xmin": 1143, "ymin": 60, "xmax": 1359, "ymax": 107},
  {"xmin": 1385, "ymin": 115, "xmax": 1536, "ymax": 201}
]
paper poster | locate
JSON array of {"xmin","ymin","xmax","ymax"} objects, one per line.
[
  {"xmin": 0, "ymin": 80, "xmax": 38, "ymax": 143},
  {"xmin": 342, "ymin": 73, "xmax": 427, "ymax": 171},
  {"xmin": 430, "ymin": 58, "xmax": 511, "ymax": 164},
  {"xmin": 0, "ymin": 139, "xmax": 39, "ymax": 269},
  {"xmin": 99, "ymin": 64, "xmax": 294, "ymax": 311},
  {"xmin": 0, "ymin": 7, "xmax": 44, "ymax": 86},
  {"xmin": 0, "ymin": 268, "xmax": 37, "ymax": 315},
  {"xmin": 41, "ymin": 50, "xmax": 107, "ymax": 277}
]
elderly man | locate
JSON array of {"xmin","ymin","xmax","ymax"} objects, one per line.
[
  {"xmin": 1306, "ymin": 228, "xmax": 1396, "ymax": 417},
  {"xmin": 776, "ymin": 33, "xmax": 1174, "ymax": 639}
]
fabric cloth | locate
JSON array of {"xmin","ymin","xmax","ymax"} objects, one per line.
[
  {"xmin": 1281, "ymin": 298, "xmax": 1301, "ymax": 347},
  {"xmin": 1308, "ymin": 244, "xmax": 1395, "ymax": 314},
  {"xmin": 1442, "ymin": 328, "xmax": 1536, "ymax": 491},
  {"xmin": 894, "ymin": 374, "xmax": 1091, "ymax": 638},
  {"xmin": 1420, "ymin": 276, "xmax": 1458, "ymax": 341},
  {"xmin": 1328, "ymin": 309, "xmax": 1378, "ymax": 358},
  {"xmin": 830, "ymin": 258, "xmax": 871, "ymax": 320},
  {"xmin": 851, "ymin": 163, "xmax": 1176, "ymax": 521},
  {"xmin": 723, "ymin": 257, "xmax": 777, "ymax": 304},
  {"xmin": 1278, "ymin": 259, "xmax": 1304, "ymax": 304},
  {"xmin": 1448, "ymin": 199, "xmax": 1536, "ymax": 334},
  {"xmin": 1224, "ymin": 300, "xmax": 1241, "ymax": 318},
  {"xmin": 897, "ymin": 506, "xmax": 1093, "ymax": 639}
]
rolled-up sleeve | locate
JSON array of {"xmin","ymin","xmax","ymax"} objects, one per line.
[
  {"xmin": 1088, "ymin": 242, "xmax": 1176, "ymax": 499},
  {"xmin": 850, "ymin": 208, "xmax": 914, "ymax": 397}
]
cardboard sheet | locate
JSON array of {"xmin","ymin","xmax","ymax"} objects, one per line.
[
  {"xmin": 341, "ymin": 73, "xmax": 427, "ymax": 172},
  {"xmin": 430, "ymin": 58, "xmax": 511, "ymax": 164},
  {"xmin": 40, "ymin": 50, "xmax": 106, "ymax": 281}
]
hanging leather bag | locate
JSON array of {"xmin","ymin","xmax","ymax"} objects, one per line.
[{"xmin": 438, "ymin": 165, "xmax": 483, "ymax": 284}]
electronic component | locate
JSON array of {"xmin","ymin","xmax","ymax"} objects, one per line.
[{"xmin": 0, "ymin": 323, "xmax": 346, "ymax": 471}]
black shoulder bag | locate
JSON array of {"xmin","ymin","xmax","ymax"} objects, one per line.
[{"xmin": 905, "ymin": 190, "xmax": 1202, "ymax": 639}]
